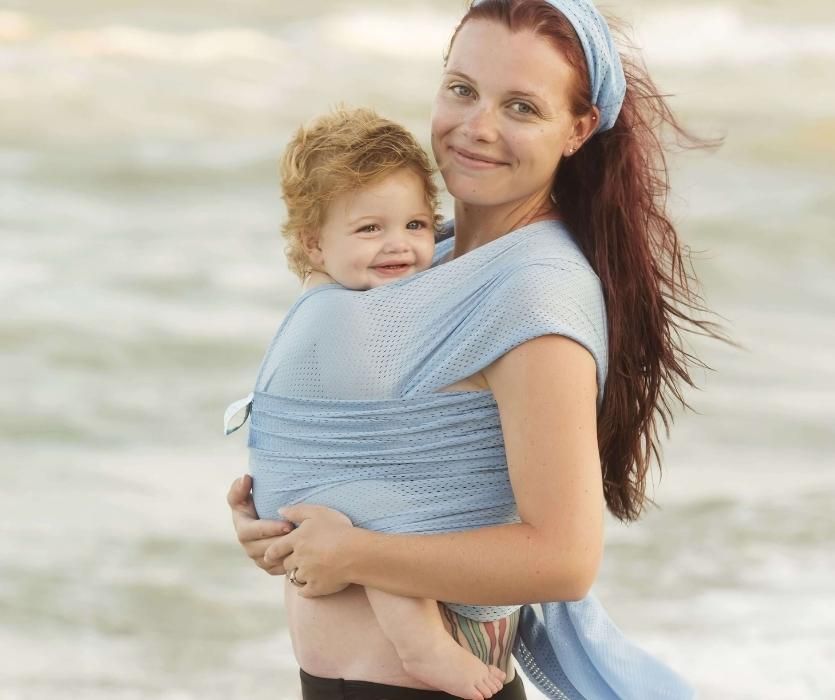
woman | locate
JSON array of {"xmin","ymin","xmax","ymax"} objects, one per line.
[{"xmin": 228, "ymin": 0, "xmax": 711, "ymax": 697}]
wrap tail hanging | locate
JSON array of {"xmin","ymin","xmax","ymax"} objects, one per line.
[{"xmin": 224, "ymin": 393, "xmax": 253, "ymax": 435}]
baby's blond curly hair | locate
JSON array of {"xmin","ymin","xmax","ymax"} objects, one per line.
[{"xmin": 279, "ymin": 107, "xmax": 441, "ymax": 279}]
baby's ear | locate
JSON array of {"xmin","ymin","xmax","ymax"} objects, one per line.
[{"xmin": 301, "ymin": 232, "xmax": 324, "ymax": 268}]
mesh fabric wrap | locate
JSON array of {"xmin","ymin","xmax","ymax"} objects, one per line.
[{"xmin": 231, "ymin": 221, "xmax": 693, "ymax": 699}]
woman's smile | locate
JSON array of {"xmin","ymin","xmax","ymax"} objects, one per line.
[
  {"xmin": 449, "ymin": 145, "xmax": 509, "ymax": 169},
  {"xmin": 430, "ymin": 19, "xmax": 576, "ymax": 211}
]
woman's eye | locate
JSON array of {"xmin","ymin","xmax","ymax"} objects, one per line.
[
  {"xmin": 450, "ymin": 84, "xmax": 473, "ymax": 98},
  {"xmin": 511, "ymin": 101, "xmax": 535, "ymax": 115}
]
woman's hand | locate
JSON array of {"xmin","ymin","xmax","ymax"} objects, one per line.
[
  {"xmin": 267, "ymin": 504, "xmax": 357, "ymax": 598},
  {"xmin": 227, "ymin": 475, "xmax": 293, "ymax": 575}
]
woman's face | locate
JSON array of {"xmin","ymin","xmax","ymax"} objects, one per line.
[{"xmin": 431, "ymin": 19, "xmax": 581, "ymax": 208}]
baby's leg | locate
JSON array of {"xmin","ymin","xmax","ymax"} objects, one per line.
[{"xmin": 364, "ymin": 587, "xmax": 506, "ymax": 700}]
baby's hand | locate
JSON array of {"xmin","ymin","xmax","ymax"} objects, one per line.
[{"xmin": 228, "ymin": 475, "xmax": 294, "ymax": 576}]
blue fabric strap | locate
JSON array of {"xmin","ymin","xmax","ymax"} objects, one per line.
[{"xmin": 227, "ymin": 220, "xmax": 693, "ymax": 698}]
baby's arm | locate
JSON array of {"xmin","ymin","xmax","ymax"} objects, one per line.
[{"xmin": 364, "ymin": 587, "xmax": 505, "ymax": 700}]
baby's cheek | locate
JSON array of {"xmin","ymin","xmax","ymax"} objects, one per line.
[
  {"xmin": 350, "ymin": 257, "xmax": 372, "ymax": 278},
  {"xmin": 420, "ymin": 245, "xmax": 436, "ymax": 270},
  {"xmin": 350, "ymin": 254, "xmax": 378, "ymax": 289}
]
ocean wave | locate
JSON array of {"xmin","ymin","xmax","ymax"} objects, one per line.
[
  {"xmin": 636, "ymin": 5, "xmax": 835, "ymax": 67},
  {"xmin": 0, "ymin": 11, "xmax": 33, "ymax": 42},
  {"xmin": 319, "ymin": 5, "xmax": 835, "ymax": 67},
  {"xmin": 6, "ymin": 6, "xmax": 834, "ymax": 69},
  {"xmin": 305, "ymin": 5, "xmax": 835, "ymax": 68},
  {"xmin": 0, "ymin": 11, "xmax": 288, "ymax": 64},
  {"xmin": 0, "ymin": 261, "xmax": 50, "ymax": 293},
  {"xmin": 320, "ymin": 9, "xmax": 457, "ymax": 60},
  {"xmin": 58, "ymin": 26, "xmax": 288, "ymax": 63}
]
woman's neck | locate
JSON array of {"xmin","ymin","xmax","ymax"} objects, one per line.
[{"xmin": 451, "ymin": 193, "xmax": 557, "ymax": 258}]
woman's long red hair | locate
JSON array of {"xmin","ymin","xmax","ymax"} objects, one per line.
[{"xmin": 452, "ymin": 0, "xmax": 722, "ymax": 522}]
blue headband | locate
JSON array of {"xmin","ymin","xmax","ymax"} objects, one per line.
[{"xmin": 473, "ymin": 0, "xmax": 626, "ymax": 132}]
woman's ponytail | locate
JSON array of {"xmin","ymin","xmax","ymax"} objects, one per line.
[{"xmin": 556, "ymin": 55, "xmax": 721, "ymax": 521}]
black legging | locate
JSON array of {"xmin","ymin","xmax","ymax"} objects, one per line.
[{"xmin": 300, "ymin": 667, "xmax": 527, "ymax": 700}]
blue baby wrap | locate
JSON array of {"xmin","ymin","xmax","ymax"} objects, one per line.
[{"xmin": 226, "ymin": 220, "xmax": 694, "ymax": 699}]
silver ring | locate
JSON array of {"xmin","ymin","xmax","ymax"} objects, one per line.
[{"xmin": 288, "ymin": 568, "xmax": 307, "ymax": 587}]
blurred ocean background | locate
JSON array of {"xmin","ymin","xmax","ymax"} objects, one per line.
[{"xmin": 2, "ymin": 0, "xmax": 834, "ymax": 698}]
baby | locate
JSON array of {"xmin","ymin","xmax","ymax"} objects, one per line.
[
  {"xmin": 280, "ymin": 107, "xmax": 437, "ymax": 293},
  {"xmin": 271, "ymin": 107, "xmax": 507, "ymax": 698}
]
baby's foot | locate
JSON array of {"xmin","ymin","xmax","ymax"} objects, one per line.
[{"xmin": 399, "ymin": 631, "xmax": 507, "ymax": 700}]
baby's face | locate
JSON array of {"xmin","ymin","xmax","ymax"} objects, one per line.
[{"xmin": 308, "ymin": 168, "xmax": 436, "ymax": 290}]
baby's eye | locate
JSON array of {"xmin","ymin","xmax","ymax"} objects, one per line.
[
  {"xmin": 357, "ymin": 224, "xmax": 380, "ymax": 233},
  {"xmin": 406, "ymin": 220, "xmax": 428, "ymax": 230}
]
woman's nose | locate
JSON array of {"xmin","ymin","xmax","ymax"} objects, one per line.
[{"xmin": 462, "ymin": 104, "xmax": 499, "ymax": 143}]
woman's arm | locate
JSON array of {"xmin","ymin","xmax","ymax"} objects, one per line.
[{"xmin": 275, "ymin": 334, "xmax": 605, "ymax": 604}]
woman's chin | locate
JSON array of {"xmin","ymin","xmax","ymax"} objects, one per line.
[
  {"xmin": 440, "ymin": 173, "xmax": 514, "ymax": 208},
  {"xmin": 444, "ymin": 183, "xmax": 502, "ymax": 208}
]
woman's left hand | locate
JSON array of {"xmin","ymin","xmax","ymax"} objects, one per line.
[{"xmin": 267, "ymin": 504, "xmax": 356, "ymax": 598}]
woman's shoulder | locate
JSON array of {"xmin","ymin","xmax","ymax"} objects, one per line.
[
  {"xmin": 487, "ymin": 221, "xmax": 607, "ymax": 342},
  {"xmin": 515, "ymin": 220, "xmax": 594, "ymax": 271},
  {"xmin": 483, "ymin": 221, "xmax": 602, "ymax": 304},
  {"xmin": 434, "ymin": 218, "xmax": 596, "ymax": 275}
]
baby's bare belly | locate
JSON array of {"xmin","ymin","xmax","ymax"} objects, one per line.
[{"xmin": 285, "ymin": 581, "xmax": 518, "ymax": 686}]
